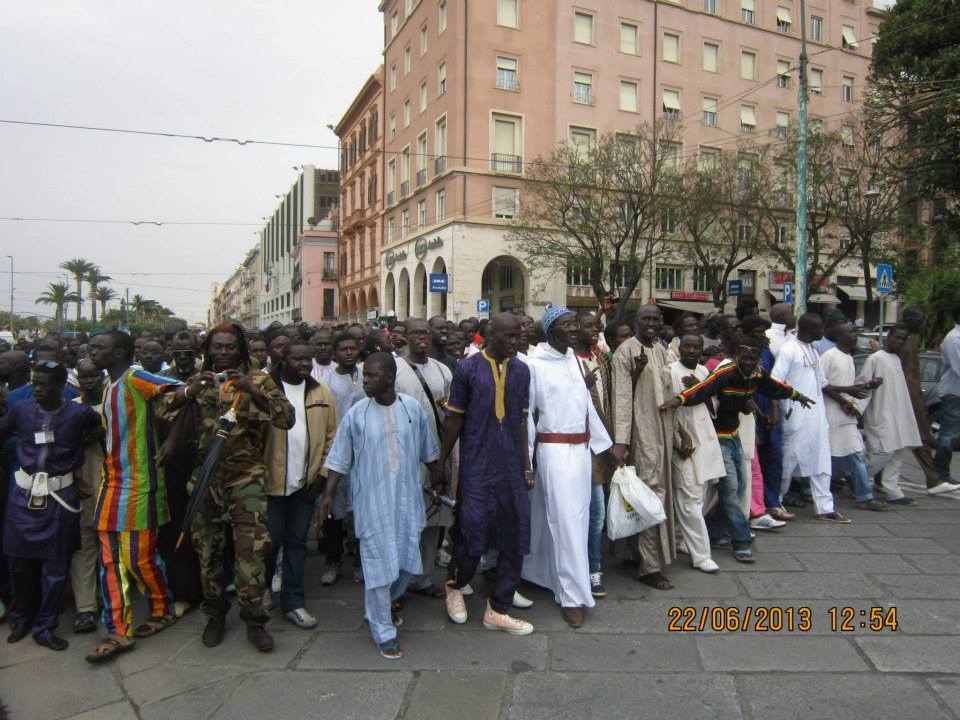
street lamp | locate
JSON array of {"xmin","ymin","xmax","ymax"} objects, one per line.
[{"xmin": 6, "ymin": 255, "xmax": 12, "ymax": 336}]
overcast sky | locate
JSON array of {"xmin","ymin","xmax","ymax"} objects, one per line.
[{"xmin": 0, "ymin": 1, "xmax": 382, "ymax": 324}]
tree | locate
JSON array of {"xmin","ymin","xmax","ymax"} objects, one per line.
[
  {"xmin": 37, "ymin": 282, "xmax": 79, "ymax": 332},
  {"xmin": 86, "ymin": 267, "xmax": 111, "ymax": 323},
  {"xmin": 507, "ymin": 123, "xmax": 677, "ymax": 324},
  {"xmin": 93, "ymin": 285, "xmax": 117, "ymax": 320},
  {"xmin": 59, "ymin": 257, "xmax": 96, "ymax": 323}
]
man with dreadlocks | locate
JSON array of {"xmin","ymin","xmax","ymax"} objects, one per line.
[{"xmin": 187, "ymin": 323, "xmax": 294, "ymax": 652}]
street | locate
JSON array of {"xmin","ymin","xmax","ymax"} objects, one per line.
[{"xmin": 2, "ymin": 454, "xmax": 959, "ymax": 720}]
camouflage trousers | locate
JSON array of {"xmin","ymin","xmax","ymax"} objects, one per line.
[{"xmin": 191, "ymin": 477, "xmax": 271, "ymax": 627}]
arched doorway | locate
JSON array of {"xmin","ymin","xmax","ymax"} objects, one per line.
[
  {"xmin": 430, "ymin": 257, "xmax": 448, "ymax": 318},
  {"xmin": 340, "ymin": 293, "xmax": 349, "ymax": 321},
  {"xmin": 358, "ymin": 288, "xmax": 368, "ymax": 319},
  {"xmin": 480, "ymin": 255, "xmax": 526, "ymax": 313},
  {"xmin": 384, "ymin": 273, "xmax": 396, "ymax": 314},
  {"xmin": 413, "ymin": 263, "xmax": 428, "ymax": 320},
  {"xmin": 369, "ymin": 285, "xmax": 379, "ymax": 312},
  {"xmin": 398, "ymin": 268, "xmax": 411, "ymax": 319}
]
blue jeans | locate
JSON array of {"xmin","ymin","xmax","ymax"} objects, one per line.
[
  {"xmin": 832, "ymin": 452, "xmax": 873, "ymax": 502},
  {"xmin": 265, "ymin": 488, "xmax": 315, "ymax": 613},
  {"xmin": 934, "ymin": 395, "xmax": 960, "ymax": 481},
  {"xmin": 707, "ymin": 437, "xmax": 753, "ymax": 549},
  {"xmin": 588, "ymin": 484, "xmax": 605, "ymax": 574}
]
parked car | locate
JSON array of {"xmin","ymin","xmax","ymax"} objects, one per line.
[{"xmin": 853, "ymin": 351, "xmax": 943, "ymax": 432}]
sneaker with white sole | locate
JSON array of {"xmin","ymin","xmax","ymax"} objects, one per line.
[
  {"xmin": 285, "ymin": 608, "xmax": 318, "ymax": 629},
  {"xmin": 694, "ymin": 559, "xmax": 720, "ymax": 574},
  {"xmin": 445, "ymin": 586, "xmax": 468, "ymax": 624},
  {"xmin": 461, "ymin": 583, "xmax": 474, "ymax": 597},
  {"xmin": 512, "ymin": 591, "xmax": 534, "ymax": 608},
  {"xmin": 590, "ymin": 573, "xmax": 607, "ymax": 598},
  {"xmin": 320, "ymin": 564, "xmax": 340, "ymax": 586},
  {"xmin": 483, "ymin": 602, "xmax": 534, "ymax": 636},
  {"xmin": 750, "ymin": 514, "xmax": 786, "ymax": 531},
  {"xmin": 929, "ymin": 481, "xmax": 960, "ymax": 496}
]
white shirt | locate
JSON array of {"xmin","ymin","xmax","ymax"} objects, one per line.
[
  {"xmin": 766, "ymin": 323, "xmax": 795, "ymax": 359},
  {"xmin": 281, "ymin": 380, "xmax": 308, "ymax": 495},
  {"xmin": 858, "ymin": 350, "xmax": 922, "ymax": 454},
  {"xmin": 819, "ymin": 347, "xmax": 864, "ymax": 457},
  {"xmin": 311, "ymin": 359, "xmax": 335, "ymax": 388}
]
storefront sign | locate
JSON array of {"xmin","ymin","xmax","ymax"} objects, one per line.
[
  {"xmin": 670, "ymin": 291, "xmax": 710, "ymax": 301},
  {"xmin": 414, "ymin": 236, "xmax": 444, "ymax": 260},
  {"xmin": 384, "ymin": 248, "xmax": 408, "ymax": 270}
]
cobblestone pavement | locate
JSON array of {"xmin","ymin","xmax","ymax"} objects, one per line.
[{"xmin": 2, "ymin": 455, "xmax": 960, "ymax": 720}]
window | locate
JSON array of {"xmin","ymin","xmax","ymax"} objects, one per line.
[
  {"xmin": 740, "ymin": 50, "xmax": 755, "ymax": 80},
  {"xmin": 693, "ymin": 267, "xmax": 715, "ymax": 292},
  {"xmin": 810, "ymin": 67, "xmax": 823, "ymax": 94},
  {"xmin": 620, "ymin": 80, "xmax": 638, "ymax": 112},
  {"xmin": 620, "ymin": 22, "xmax": 638, "ymax": 54},
  {"xmin": 390, "ymin": 64, "xmax": 397, "ymax": 91},
  {"xmin": 698, "ymin": 146, "xmax": 720, "ymax": 172},
  {"xmin": 842, "ymin": 75, "xmax": 854, "ymax": 103},
  {"xmin": 842, "ymin": 24, "xmax": 858, "ymax": 49},
  {"xmin": 420, "ymin": 24, "xmax": 428, "ymax": 55},
  {"xmin": 841, "ymin": 125, "xmax": 854, "ymax": 147},
  {"xmin": 655, "ymin": 266, "xmax": 684, "ymax": 290},
  {"xmin": 740, "ymin": 104, "xmax": 756, "ymax": 133},
  {"xmin": 416, "ymin": 132, "xmax": 428, "ymax": 181},
  {"xmin": 741, "ymin": 0, "xmax": 755, "ymax": 24},
  {"xmin": 567, "ymin": 261, "xmax": 592, "ymax": 287},
  {"xmin": 435, "ymin": 115, "xmax": 447, "ymax": 167},
  {"xmin": 401, "ymin": 209, "xmax": 410, "ymax": 236},
  {"xmin": 738, "ymin": 221, "xmax": 753, "ymax": 244},
  {"xmin": 386, "ymin": 159, "xmax": 396, "ymax": 199},
  {"xmin": 662, "ymin": 89, "xmax": 680, "ymax": 120},
  {"xmin": 810, "ymin": 15, "xmax": 823, "ymax": 41},
  {"xmin": 810, "ymin": 117, "xmax": 824, "ymax": 133},
  {"xmin": 703, "ymin": 42, "xmax": 718, "ymax": 72},
  {"xmin": 702, "ymin": 96, "xmax": 718, "ymax": 127},
  {"xmin": 570, "ymin": 126, "xmax": 597, "ymax": 158},
  {"xmin": 498, "ymin": 0, "xmax": 518, "ymax": 28},
  {"xmin": 403, "ymin": 46, "xmax": 411, "ymax": 75},
  {"xmin": 389, "ymin": 114, "xmax": 397, "ymax": 141},
  {"xmin": 436, "ymin": 189, "xmax": 446, "ymax": 221},
  {"xmin": 775, "ymin": 110, "xmax": 790, "ymax": 138},
  {"xmin": 493, "ymin": 187, "xmax": 519, "ymax": 219},
  {"xmin": 323, "ymin": 288, "xmax": 335, "ymax": 319},
  {"xmin": 439, "ymin": 0, "xmax": 447, "ymax": 33},
  {"xmin": 776, "ymin": 6, "xmax": 791, "ymax": 33},
  {"xmin": 496, "ymin": 56, "xmax": 519, "ymax": 91},
  {"xmin": 492, "ymin": 114, "xmax": 522, "ymax": 172},
  {"xmin": 388, "ymin": 217, "xmax": 396, "ymax": 243},
  {"xmin": 661, "ymin": 207, "xmax": 679, "ymax": 235},
  {"xmin": 400, "ymin": 147, "xmax": 410, "ymax": 194},
  {"xmin": 420, "ymin": 81, "xmax": 428, "ymax": 111},
  {"xmin": 661, "ymin": 141, "xmax": 682, "ymax": 171},
  {"xmin": 778, "ymin": 59, "xmax": 791, "ymax": 88},
  {"xmin": 403, "ymin": 99, "xmax": 411, "ymax": 128},
  {"xmin": 776, "ymin": 223, "xmax": 789, "ymax": 245},
  {"xmin": 438, "ymin": 62, "xmax": 447, "ymax": 94},
  {"xmin": 574, "ymin": 11, "xmax": 593, "ymax": 45},
  {"xmin": 663, "ymin": 33, "xmax": 680, "ymax": 63},
  {"xmin": 417, "ymin": 200, "xmax": 427, "ymax": 228},
  {"xmin": 405, "ymin": 0, "xmax": 413, "ymax": 16},
  {"xmin": 703, "ymin": 0, "xmax": 717, "ymax": 14},
  {"xmin": 391, "ymin": 12, "xmax": 399, "ymax": 37},
  {"xmin": 573, "ymin": 72, "xmax": 593, "ymax": 104}
]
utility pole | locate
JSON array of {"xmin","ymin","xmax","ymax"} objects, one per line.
[
  {"xmin": 793, "ymin": 0, "xmax": 809, "ymax": 316},
  {"xmin": 6, "ymin": 255, "xmax": 13, "ymax": 336},
  {"xmin": 125, "ymin": 287, "xmax": 130, "ymax": 329}
]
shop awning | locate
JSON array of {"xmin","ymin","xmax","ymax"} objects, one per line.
[
  {"xmin": 838, "ymin": 285, "xmax": 868, "ymax": 301},
  {"xmin": 766, "ymin": 288, "xmax": 784, "ymax": 301},
  {"xmin": 776, "ymin": 7, "xmax": 792, "ymax": 24},
  {"xmin": 658, "ymin": 300, "xmax": 717, "ymax": 315},
  {"xmin": 808, "ymin": 292, "xmax": 841, "ymax": 305}
]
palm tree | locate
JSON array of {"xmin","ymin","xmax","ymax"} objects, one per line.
[
  {"xmin": 93, "ymin": 285, "xmax": 117, "ymax": 319},
  {"xmin": 86, "ymin": 268, "xmax": 112, "ymax": 323},
  {"xmin": 37, "ymin": 282, "xmax": 79, "ymax": 332},
  {"xmin": 60, "ymin": 258, "xmax": 96, "ymax": 323},
  {"xmin": 131, "ymin": 294, "xmax": 148, "ymax": 323}
]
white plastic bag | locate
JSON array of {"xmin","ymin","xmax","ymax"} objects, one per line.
[{"xmin": 607, "ymin": 465, "xmax": 666, "ymax": 540}]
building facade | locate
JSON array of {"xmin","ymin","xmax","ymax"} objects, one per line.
[
  {"xmin": 295, "ymin": 225, "xmax": 340, "ymax": 323},
  {"xmin": 335, "ymin": 69, "xmax": 385, "ymax": 322},
  {"xmin": 375, "ymin": 0, "xmax": 882, "ymax": 321}
]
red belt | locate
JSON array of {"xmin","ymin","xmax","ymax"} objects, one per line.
[{"xmin": 536, "ymin": 430, "xmax": 590, "ymax": 445}]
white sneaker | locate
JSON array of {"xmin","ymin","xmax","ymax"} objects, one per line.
[
  {"xmin": 512, "ymin": 591, "xmax": 534, "ymax": 608},
  {"xmin": 750, "ymin": 513, "xmax": 786, "ymax": 531},
  {"xmin": 445, "ymin": 587, "xmax": 468, "ymax": 624},
  {"xmin": 694, "ymin": 559, "xmax": 720, "ymax": 574},
  {"xmin": 483, "ymin": 602, "xmax": 534, "ymax": 636},
  {"xmin": 929, "ymin": 481, "xmax": 960, "ymax": 496},
  {"xmin": 461, "ymin": 583, "xmax": 475, "ymax": 597},
  {"xmin": 676, "ymin": 539, "xmax": 690, "ymax": 556},
  {"xmin": 285, "ymin": 608, "xmax": 318, "ymax": 629}
]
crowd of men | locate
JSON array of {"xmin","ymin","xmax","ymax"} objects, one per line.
[{"xmin": 0, "ymin": 296, "xmax": 958, "ymax": 660}]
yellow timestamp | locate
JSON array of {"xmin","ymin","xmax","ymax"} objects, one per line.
[
  {"xmin": 827, "ymin": 606, "xmax": 898, "ymax": 632},
  {"xmin": 666, "ymin": 606, "xmax": 898, "ymax": 633}
]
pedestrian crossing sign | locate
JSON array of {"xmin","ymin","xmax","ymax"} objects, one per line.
[{"xmin": 875, "ymin": 263, "xmax": 894, "ymax": 295}]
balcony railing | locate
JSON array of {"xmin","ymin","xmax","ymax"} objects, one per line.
[
  {"xmin": 322, "ymin": 270, "xmax": 337, "ymax": 280},
  {"xmin": 416, "ymin": 169, "xmax": 426, "ymax": 188},
  {"xmin": 434, "ymin": 155, "xmax": 447, "ymax": 174},
  {"xmin": 400, "ymin": 180, "xmax": 410, "ymax": 197},
  {"xmin": 386, "ymin": 190, "xmax": 395, "ymax": 205},
  {"xmin": 496, "ymin": 73, "xmax": 519, "ymax": 91},
  {"xmin": 573, "ymin": 86, "xmax": 594, "ymax": 105},
  {"xmin": 491, "ymin": 153, "xmax": 522, "ymax": 174}
]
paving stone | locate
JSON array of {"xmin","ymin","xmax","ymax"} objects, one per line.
[
  {"xmin": 927, "ymin": 677, "xmax": 960, "ymax": 717},
  {"xmin": 737, "ymin": 673, "xmax": 950, "ymax": 720},
  {"xmin": 214, "ymin": 671, "xmax": 411, "ymax": 720},
  {"xmin": 111, "ymin": 626, "xmax": 195, "ymax": 677},
  {"xmin": 698, "ymin": 635, "xmax": 868, "ymax": 671},
  {"xmin": 894, "ymin": 600, "xmax": 960, "ymax": 634},
  {"xmin": 508, "ymin": 672, "xmax": 742, "ymax": 720},
  {"xmin": 0, "ymin": 651, "xmax": 124, "ymax": 720},
  {"xmin": 856, "ymin": 636, "xmax": 960, "ymax": 672},
  {"xmin": 176, "ymin": 622, "xmax": 313, "ymax": 669},
  {"xmin": 860, "ymin": 537, "xmax": 950, "ymax": 554},
  {"xmin": 123, "ymin": 663, "xmax": 244, "ymax": 706},
  {"xmin": 405, "ymin": 671, "xmax": 505, "ymax": 720},
  {"xmin": 739, "ymin": 572, "xmax": 884, "ymax": 599},
  {"xmin": 300, "ymin": 597, "xmax": 366, "ymax": 631},
  {"xmin": 892, "ymin": 510, "xmax": 960, "ymax": 523},
  {"xmin": 764, "ymin": 521, "xmax": 895, "ymax": 537},
  {"xmin": 651, "ymin": 564, "xmax": 744, "ymax": 598},
  {"xmin": 140, "ymin": 676, "xmax": 246, "ymax": 720},
  {"xmin": 885, "ymin": 523, "xmax": 960, "ymax": 539},
  {"xmin": 751, "ymin": 536, "xmax": 870, "ymax": 553},
  {"xmin": 549, "ymin": 633, "xmax": 700, "ymax": 672},
  {"xmin": 903, "ymin": 554, "xmax": 960, "ymax": 574},
  {"xmin": 68, "ymin": 701, "xmax": 139, "ymax": 720},
  {"xmin": 872, "ymin": 574, "xmax": 960, "ymax": 599},
  {"xmin": 709, "ymin": 551, "xmax": 806, "ymax": 572},
  {"xmin": 298, "ymin": 629, "xmax": 548, "ymax": 671},
  {"xmin": 929, "ymin": 537, "xmax": 960, "ymax": 554},
  {"xmin": 797, "ymin": 553, "xmax": 919, "ymax": 574}
]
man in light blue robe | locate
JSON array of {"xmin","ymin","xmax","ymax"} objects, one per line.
[{"xmin": 320, "ymin": 353, "xmax": 440, "ymax": 660}]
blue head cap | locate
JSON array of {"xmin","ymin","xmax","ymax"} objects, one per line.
[{"xmin": 541, "ymin": 303, "xmax": 571, "ymax": 335}]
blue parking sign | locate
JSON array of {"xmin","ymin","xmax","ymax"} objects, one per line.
[{"xmin": 783, "ymin": 282, "xmax": 794, "ymax": 304}]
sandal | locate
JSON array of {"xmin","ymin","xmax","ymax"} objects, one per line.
[
  {"xmin": 133, "ymin": 614, "xmax": 177, "ymax": 638},
  {"xmin": 85, "ymin": 636, "xmax": 136, "ymax": 664},
  {"xmin": 733, "ymin": 548, "xmax": 755, "ymax": 564},
  {"xmin": 377, "ymin": 639, "xmax": 404, "ymax": 660},
  {"xmin": 73, "ymin": 612, "xmax": 97, "ymax": 634},
  {"xmin": 407, "ymin": 584, "xmax": 445, "ymax": 599},
  {"xmin": 638, "ymin": 572, "xmax": 674, "ymax": 590}
]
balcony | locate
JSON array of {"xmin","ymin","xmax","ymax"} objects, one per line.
[
  {"xmin": 322, "ymin": 269, "xmax": 337, "ymax": 281},
  {"xmin": 491, "ymin": 153, "xmax": 522, "ymax": 174},
  {"xmin": 496, "ymin": 73, "xmax": 519, "ymax": 91},
  {"xmin": 386, "ymin": 190, "xmax": 396, "ymax": 206},
  {"xmin": 400, "ymin": 180, "xmax": 410, "ymax": 197},
  {"xmin": 416, "ymin": 169, "xmax": 426, "ymax": 188},
  {"xmin": 434, "ymin": 155, "xmax": 447, "ymax": 174},
  {"xmin": 572, "ymin": 86, "xmax": 594, "ymax": 105}
]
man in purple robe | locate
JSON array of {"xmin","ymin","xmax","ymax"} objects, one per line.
[
  {"xmin": 1, "ymin": 360, "xmax": 100, "ymax": 650},
  {"xmin": 438, "ymin": 313, "xmax": 534, "ymax": 635}
]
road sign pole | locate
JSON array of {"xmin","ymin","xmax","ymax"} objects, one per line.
[
  {"xmin": 879, "ymin": 293, "xmax": 885, "ymax": 345},
  {"xmin": 794, "ymin": 0, "xmax": 809, "ymax": 317}
]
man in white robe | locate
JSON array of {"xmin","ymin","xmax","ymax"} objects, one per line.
[
  {"xmin": 772, "ymin": 313, "xmax": 848, "ymax": 522},
  {"xmin": 858, "ymin": 324, "xmax": 922, "ymax": 506},
  {"xmin": 320, "ymin": 353, "xmax": 440, "ymax": 660},
  {"xmin": 663, "ymin": 334, "xmax": 724, "ymax": 573},
  {"xmin": 766, "ymin": 302, "xmax": 796, "ymax": 360},
  {"xmin": 523, "ymin": 306, "xmax": 612, "ymax": 629}
]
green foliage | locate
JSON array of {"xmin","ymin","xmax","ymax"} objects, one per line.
[{"xmin": 901, "ymin": 266, "xmax": 960, "ymax": 347}]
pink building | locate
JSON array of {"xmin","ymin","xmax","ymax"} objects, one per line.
[
  {"xmin": 376, "ymin": 0, "xmax": 882, "ymax": 320},
  {"xmin": 295, "ymin": 227, "xmax": 340, "ymax": 324}
]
